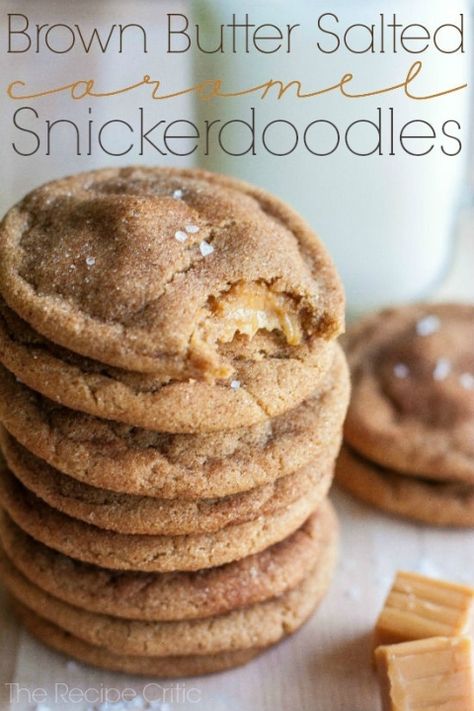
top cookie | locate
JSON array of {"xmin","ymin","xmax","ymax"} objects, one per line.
[
  {"xmin": 0, "ymin": 167, "xmax": 344, "ymax": 378},
  {"xmin": 344, "ymin": 303, "xmax": 474, "ymax": 483}
]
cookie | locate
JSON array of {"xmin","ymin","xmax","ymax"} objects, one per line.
[
  {"xmin": 0, "ymin": 299, "xmax": 338, "ymax": 433},
  {"xmin": 344, "ymin": 303, "xmax": 474, "ymax": 484},
  {"xmin": 0, "ymin": 429, "xmax": 334, "ymax": 535},
  {"xmin": 0, "ymin": 167, "xmax": 343, "ymax": 378},
  {"xmin": 336, "ymin": 445, "xmax": 474, "ymax": 527},
  {"xmin": 16, "ymin": 603, "xmax": 266, "ymax": 677},
  {"xmin": 0, "ymin": 502, "xmax": 337, "ymax": 621},
  {"xmin": 0, "ymin": 541, "xmax": 335, "ymax": 657},
  {"xmin": 0, "ymin": 461, "xmax": 325, "ymax": 571},
  {"xmin": 0, "ymin": 349, "xmax": 349, "ymax": 498}
]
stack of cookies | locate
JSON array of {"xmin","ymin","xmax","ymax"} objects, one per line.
[
  {"xmin": 337, "ymin": 303, "xmax": 474, "ymax": 528},
  {"xmin": 0, "ymin": 167, "xmax": 349, "ymax": 676}
]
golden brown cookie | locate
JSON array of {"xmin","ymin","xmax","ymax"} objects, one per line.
[
  {"xmin": 0, "ymin": 350, "xmax": 349, "ymax": 498},
  {"xmin": 0, "ymin": 541, "xmax": 335, "ymax": 657},
  {"xmin": 0, "ymin": 166, "xmax": 343, "ymax": 378},
  {"xmin": 0, "ymin": 502, "xmax": 337, "ymax": 621},
  {"xmin": 0, "ymin": 429, "xmax": 334, "ymax": 535},
  {"xmin": 16, "ymin": 603, "xmax": 262, "ymax": 677},
  {"xmin": 0, "ymin": 299, "xmax": 338, "ymax": 433},
  {"xmin": 336, "ymin": 445, "xmax": 474, "ymax": 527},
  {"xmin": 0, "ymin": 460, "xmax": 325, "ymax": 571},
  {"xmin": 344, "ymin": 303, "xmax": 474, "ymax": 484}
]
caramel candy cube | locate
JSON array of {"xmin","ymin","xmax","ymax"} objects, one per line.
[
  {"xmin": 375, "ymin": 636, "xmax": 474, "ymax": 711},
  {"xmin": 375, "ymin": 571, "xmax": 474, "ymax": 648}
]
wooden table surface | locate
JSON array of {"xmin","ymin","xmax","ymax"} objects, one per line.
[{"xmin": 1, "ymin": 210, "xmax": 473, "ymax": 711}]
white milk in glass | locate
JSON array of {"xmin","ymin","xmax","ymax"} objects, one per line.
[{"xmin": 194, "ymin": 0, "xmax": 471, "ymax": 315}]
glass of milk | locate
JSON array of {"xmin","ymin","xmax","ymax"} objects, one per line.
[{"xmin": 193, "ymin": 0, "xmax": 471, "ymax": 316}]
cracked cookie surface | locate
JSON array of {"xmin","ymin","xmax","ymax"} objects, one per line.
[
  {"xmin": 0, "ymin": 299, "xmax": 338, "ymax": 432},
  {"xmin": 0, "ymin": 502, "xmax": 337, "ymax": 621},
  {"xmin": 344, "ymin": 303, "xmax": 474, "ymax": 484},
  {"xmin": 0, "ymin": 428, "xmax": 334, "ymax": 535},
  {"xmin": 336, "ymin": 445, "xmax": 474, "ymax": 527},
  {"xmin": 15, "ymin": 604, "xmax": 264, "ymax": 677},
  {"xmin": 0, "ymin": 458, "xmax": 325, "ymax": 572},
  {"xmin": 0, "ymin": 347, "xmax": 348, "ymax": 497},
  {"xmin": 0, "ymin": 167, "xmax": 344, "ymax": 378},
  {"xmin": 0, "ymin": 534, "xmax": 336, "ymax": 656}
]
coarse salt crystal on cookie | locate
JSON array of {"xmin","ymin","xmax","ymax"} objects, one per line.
[
  {"xmin": 460, "ymin": 372, "xmax": 474, "ymax": 390},
  {"xmin": 416, "ymin": 314, "xmax": 440, "ymax": 336},
  {"xmin": 199, "ymin": 240, "xmax": 214, "ymax": 256},
  {"xmin": 393, "ymin": 363, "xmax": 409, "ymax": 379},
  {"xmin": 433, "ymin": 357, "xmax": 451, "ymax": 381}
]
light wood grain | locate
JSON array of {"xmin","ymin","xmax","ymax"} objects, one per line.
[{"xmin": 1, "ymin": 209, "xmax": 473, "ymax": 711}]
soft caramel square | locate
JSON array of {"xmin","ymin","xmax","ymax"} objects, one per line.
[
  {"xmin": 375, "ymin": 636, "xmax": 474, "ymax": 711},
  {"xmin": 374, "ymin": 570, "xmax": 474, "ymax": 648}
]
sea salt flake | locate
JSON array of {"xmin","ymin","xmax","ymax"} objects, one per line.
[
  {"xmin": 433, "ymin": 357, "xmax": 451, "ymax": 381},
  {"xmin": 199, "ymin": 240, "xmax": 214, "ymax": 257},
  {"xmin": 127, "ymin": 695, "xmax": 145, "ymax": 708},
  {"xmin": 174, "ymin": 230, "xmax": 188, "ymax": 243},
  {"xmin": 66, "ymin": 659, "xmax": 79, "ymax": 671},
  {"xmin": 185, "ymin": 224, "xmax": 200, "ymax": 234},
  {"xmin": 393, "ymin": 363, "xmax": 409, "ymax": 379},
  {"xmin": 172, "ymin": 189, "xmax": 183, "ymax": 199},
  {"xmin": 416, "ymin": 314, "xmax": 440, "ymax": 337},
  {"xmin": 34, "ymin": 705, "xmax": 51, "ymax": 711},
  {"xmin": 85, "ymin": 256, "xmax": 96, "ymax": 267},
  {"xmin": 230, "ymin": 380, "xmax": 241, "ymax": 390},
  {"xmin": 459, "ymin": 372, "xmax": 474, "ymax": 390}
]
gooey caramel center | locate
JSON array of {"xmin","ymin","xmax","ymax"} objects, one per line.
[{"xmin": 190, "ymin": 281, "xmax": 304, "ymax": 379}]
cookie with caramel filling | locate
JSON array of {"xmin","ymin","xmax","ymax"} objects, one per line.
[
  {"xmin": 14, "ymin": 604, "xmax": 263, "ymax": 677},
  {"xmin": 0, "ymin": 458, "xmax": 324, "ymax": 572},
  {"xmin": 0, "ymin": 166, "xmax": 344, "ymax": 379},
  {"xmin": 0, "ymin": 428, "xmax": 334, "ymax": 536},
  {"xmin": 0, "ymin": 347, "xmax": 348, "ymax": 497},
  {"xmin": 336, "ymin": 445, "xmax": 474, "ymax": 528},
  {"xmin": 0, "ymin": 297, "xmax": 337, "ymax": 433},
  {"xmin": 0, "ymin": 502, "xmax": 337, "ymax": 621},
  {"xmin": 344, "ymin": 303, "xmax": 474, "ymax": 484},
  {"xmin": 0, "ymin": 545, "xmax": 335, "ymax": 657}
]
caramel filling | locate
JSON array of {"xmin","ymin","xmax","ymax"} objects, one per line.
[
  {"xmin": 206, "ymin": 282, "xmax": 303, "ymax": 346},
  {"xmin": 190, "ymin": 282, "xmax": 304, "ymax": 379}
]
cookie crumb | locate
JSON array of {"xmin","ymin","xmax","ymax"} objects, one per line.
[
  {"xmin": 174, "ymin": 230, "xmax": 188, "ymax": 243},
  {"xmin": 230, "ymin": 380, "xmax": 241, "ymax": 390},
  {"xmin": 459, "ymin": 372, "xmax": 474, "ymax": 390},
  {"xmin": 433, "ymin": 357, "xmax": 451, "ymax": 381},
  {"xmin": 393, "ymin": 363, "xmax": 409, "ymax": 379},
  {"xmin": 185, "ymin": 224, "xmax": 200, "ymax": 234},
  {"xmin": 85, "ymin": 256, "xmax": 96, "ymax": 267},
  {"xmin": 172, "ymin": 189, "xmax": 183, "ymax": 199},
  {"xmin": 416, "ymin": 314, "xmax": 440, "ymax": 337},
  {"xmin": 199, "ymin": 240, "xmax": 214, "ymax": 257}
]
